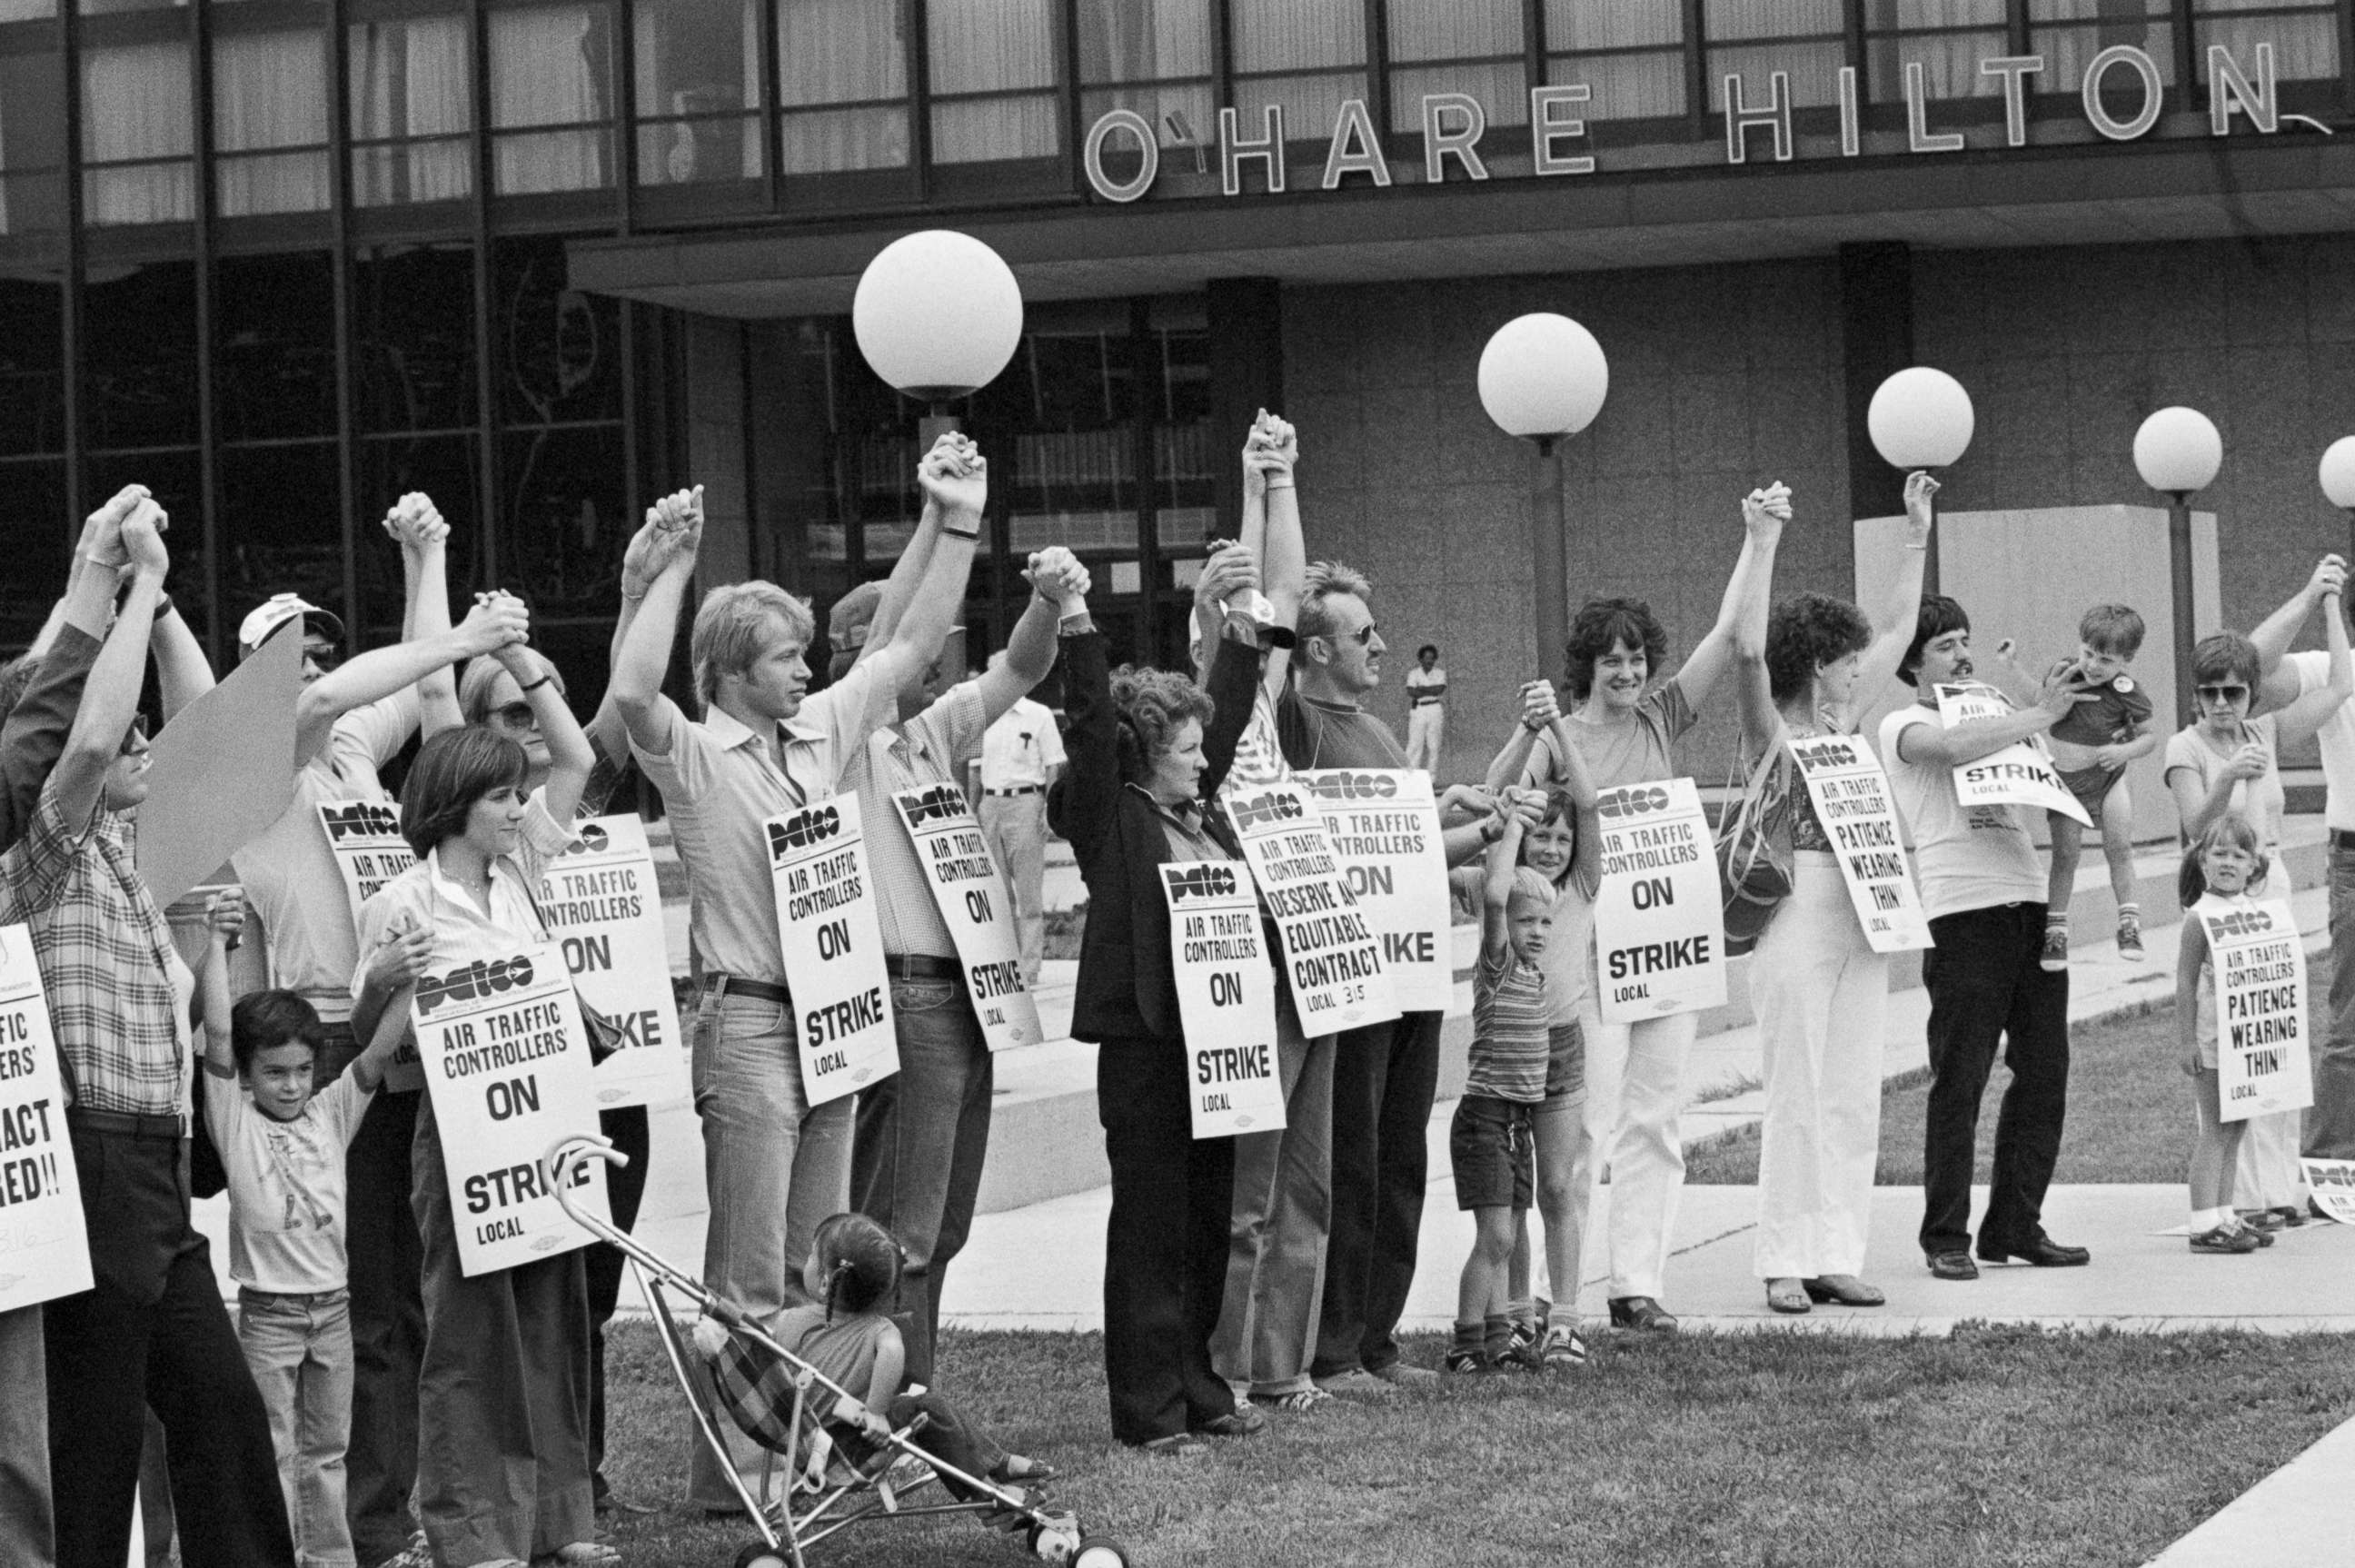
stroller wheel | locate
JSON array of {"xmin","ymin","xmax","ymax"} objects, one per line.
[
  {"xmin": 732, "ymin": 1543, "xmax": 790, "ymax": 1568},
  {"xmin": 1072, "ymin": 1538, "xmax": 1131, "ymax": 1568},
  {"xmin": 1025, "ymin": 1517, "xmax": 1083, "ymax": 1563}
]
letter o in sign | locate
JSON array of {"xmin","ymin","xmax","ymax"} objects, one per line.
[{"xmin": 1085, "ymin": 110, "xmax": 1158, "ymax": 203}]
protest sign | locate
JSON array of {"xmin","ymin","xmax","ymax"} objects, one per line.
[
  {"xmin": 2302, "ymin": 1158, "xmax": 2355, "ymax": 1224},
  {"xmin": 1222, "ymin": 779, "xmax": 1399, "ymax": 1035},
  {"xmin": 765, "ymin": 796, "xmax": 897, "ymax": 1106},
  {"xmin": 2199, "ymin": 899, "xmax": 2312, "ymax": 1124},
  {"xmin": 1933, "ymin": 683, "xmax": 2091, "ymax": 828},
  {"xmin": 1785, "ymin": 734, "xmax": 1933, "ymax": 954},
  {"xmin": 408, "ymin": 940, "xmax": 607, "ymax": 1275},
  {"xmin": 533, "ymin": 814, "xmax": 685, "ymax": 1107},
  {"xmin": 1594, "ymin": 778, "xmax": 1725, "ymax": 1023},
  {"xmin": 1160, "ymin": 862, "xmax": 1286, "ymax": 1138},
  {"xmin": 137, "ymin": 621, "xmax": 300, "ymax": 908},
  {"xmin": 317, "ymin": 799, "xmax": 417, "ymax": 917},
  {"xmin": 0, "ymin": 925, "xmax": 90, "ymax": 1313},
  {"xmin": 889, "ymin": 783, "xmax": 1043, "ymax": 1053},
  {"xmin": 1294, "ymin": 769, "xmax": 1453, "ymax": 1012}
]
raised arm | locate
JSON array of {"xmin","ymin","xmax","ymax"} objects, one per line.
[
  {"xmin": 196, "ymin": 888, "xmax": 243, "ymax": 1077},
  {"xmin": 54, "ymin": 503, "xmax": 170, "ymax": 825},
  {"xmin": 492, "ymin": 613, "xmax": 596, "ymax": 821},
  {"xmin": 609, "ymin": 509, "xmax": 701, "ymax": 759},
  {"xmin": 2267, "ymin": 581, "xmax": 2350, "ymax": 747},
  {"xmin": 1893, "ymin": 663, "xmax": 2087, "ymax": 769},
  {"xmin": 975, "ymin": 548, "xmax": 1088, "ymax": 724},
  {"xmin": 149, "ymin": 595, "xmax": 215, "ymax": 721},
  {"xmin": 1727, "ymin": 491, "xmax": 1783, "ymax": 758},
  {"xmin": 1043, "ymin": 630, "xmax": 1113, "ymax": 861},
  {"xmin": 1479, "ymin": 813, "xmax": 1525, "ymax": 959},
  {"xmin": 1252, "ymin": 413, "xmax": 1305, "ymax": 695},
  {"xmin": 859, "ymin": 449, "xmax": 949, "ymax": 662},
  {"xmin": 858, "ymin": 438, "xmax": 983, "ymax": 701},
  {"xmin": 297, "ymin": 594, "xmax": 526, "ymax": 766},
  {"xmin": 2251, "ymin": 554, "xmax": 2344, "ymax": 714},
  {"xmin": 1843, "ymin": 471, "xmax": 1936, "ymax": 729},
  {"xmin": 1670, "ymin": 482, "xmax": 1788, "ymax": 710},
  {"xmin": 1189, "ymin": 541, "xmax": 1260, "ymax": 684},
  {"xmin": 387, "ymin": 495, "xmax": 464, "ymax": 739}
]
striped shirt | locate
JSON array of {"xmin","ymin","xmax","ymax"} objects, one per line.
[
  {"xmin": 1467, "ymin": 947, "xmax": 1550, "ymax": 1104},
  {"xmin": 17, "ymin": 785, "xmax": 186, "ymax": 1117}
]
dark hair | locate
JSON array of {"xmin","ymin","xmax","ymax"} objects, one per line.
[
  {"xmin": 230, "ymin": 989, "xmax": 324, "ymax": 1074},
  {"xmin": 1897, "ymin": 595, "xmax": 1971, "ymax": 688},
  {"xmin": 811, "ymin": 1212, "xmax": 902, "ymax": 1321},
  {"xmin": 399, "ymin": 725, "xmax": 529, "ymax": 858},
  {"xmin": 1565, "ymin": 598, "xmax": 1667, "ymax": 700},
  {"xmin": 1518, "ymin": 789, "xmax": 1582, "ymax": 887},
  {"xmin": 2079, "ymin": 603, "xmax": 2146, "ymax": 658},
  {"xmin": 2191, "ymin": 630, "xmax": 2260, "ymax": 689},
  {"xmin": 1417, "ymin": 644, "xmax": 1437, "ymax": 661},
  {"xmin": 1766, "ymin": 593, "xmax": 1873, "ymax": 705},
  {"xmin": 2178, "ymin": 813, "xmax": 2269, "ymax": 908},
  {"xmin": 1108, "ymin": 665, "xmax": 1216, "ymax": 787}
]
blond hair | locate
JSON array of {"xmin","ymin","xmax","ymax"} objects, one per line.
[{"xmin": 691, "ymin": 581, "xmax": 815, "ymax": 709}]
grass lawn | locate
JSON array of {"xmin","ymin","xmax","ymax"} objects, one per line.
[
  {"xmin": 593, "ymin": 1322, "xmax": 2355, "ymax": 1568},
  {"xmin": 1686, "ymin": 964, "xmax": 2328, "ymax": 1188}
]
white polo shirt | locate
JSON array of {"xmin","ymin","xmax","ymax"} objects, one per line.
[
  {"xmin": 2288, "ymin": 650, "xmax": 2355, "ymax": 831},
  {"xmin": 978, "ymin": 697, "xmax": 1065, "ymax": 792}
]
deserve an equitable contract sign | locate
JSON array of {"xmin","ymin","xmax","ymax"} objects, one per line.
[
  {"xmin": 765, "ymin": 796, "xmax": 897, "ymax": 1106},
  {"xmin": 0, "ymin": 925, "xmax": 90, "ymax": 1313},
  {"xmin": 2201, "ymin": 899, "xmax": 2313, "ymax": 1124},
  {"xmin": 1159, "ymin": 862, "xmax": 1287, "ymax": 1138},
  {"xmin": 1932, "ymin": 684, "xmax": 2092, "ymax": 828},
  {"xmin": 2303, "ymin": 1158, "xmax": 2355, "ymax": 1224},
  {"xmin": 1294, "ymin": 769, "xmax": 1453, "ymax": 1013},
  {"xmin": 409, "ymin": 941, "xmax": 608, "ymax": 1276},
  {"xmin": 889, "ymin": 782, "xmax": 1043, "ymax": 1053},
  {"xmin": 533, "ymin": 815, "xmax": 685, "ymax": 1108},
  {"xmin": 1595, "ymin": 778, "xmax": 1725, "ymax": 1023},
  {"xmin": 1222, "ymin": 779, "xmax": 1400, "ymax": 1035},
  {"xmin": 1785, "ymin": 735, "xmax": 1933, "ymax": 954}
]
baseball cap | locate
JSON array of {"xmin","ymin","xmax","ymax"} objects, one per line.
[{"xmin": 238, "ymin": 592, "xmax": 346, "ymax": 656}]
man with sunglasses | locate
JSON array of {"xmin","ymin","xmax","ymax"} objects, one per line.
[{"xmin": 227, "ymin": 498, "xmax": 528, "ymax": 1568}]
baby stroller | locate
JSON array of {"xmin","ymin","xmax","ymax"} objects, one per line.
[{"xmin": 546, "ymin": 1135, "xmax": 1131, "ymax": 1568}]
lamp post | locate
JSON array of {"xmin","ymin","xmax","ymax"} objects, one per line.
[
  {"xmin": 1865, "ymin": 367, "xmax": 1975, "ymax": 595},
  {"xmin": 2131, "ymin": 406, "xmax": 2223, "ymax": 727},
  {"xmin": 1476, "ymin": 313, "xmax": 1609, "ymax": 679},
  {"xmin": 852, "ymin": 228, "xmax": 1025, "ymax": 442},
  {"xmin": 2321, "ymin": 437, "xmax": 2355, "ymax": 555}
]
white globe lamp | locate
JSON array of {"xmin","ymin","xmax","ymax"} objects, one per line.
[
  {"xmin": 2319, "ymin": 436, "xmax": 2355, "ymax": 512},
  {"xmin": 1477, "ymin": 313, "xmax": 1609, "ymax": 444},
  {"xmin": 2132, "ymin": 407, "xmax": 2223, "ymax": 500},
  {"xmin": 1867, "ymin": 367, "xmax": 1975, "ymax": 470},
  {"xmin": 851, "ymin": 230, "xmax": 1024, "ymax": 404}
]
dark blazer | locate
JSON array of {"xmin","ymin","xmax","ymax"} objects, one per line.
[{"xmin": 1047, "ymin": 630, "xmax": 1259, "ymax": 1043}]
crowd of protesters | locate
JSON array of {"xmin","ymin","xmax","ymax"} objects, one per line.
[{"xmin": 1, "ymin": 399, "xmax": 2350, "ymax": 1568}]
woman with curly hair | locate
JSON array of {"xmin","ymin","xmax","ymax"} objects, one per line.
[
  {"xmin": 1048, "ymin": 571, "xmax": 1267, "ymax": 1455},
  {"xmin": 1731, "ymin": 474, "xmax": 1936, "ymax": 1314}
]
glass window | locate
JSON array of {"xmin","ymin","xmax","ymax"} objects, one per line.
[
  {"xmin": 1388, "ymin": 0, "xmax": 1528, "ymax": 131},
  {"xmin": 777, "ymin": 0, "xmax": 909, "ymax": 174},
  {"xmin": 85, "ymin": 261, "xmax": 198, "ymax": 449},
  {"xmin": 498, "ymin": 425, "xmax": 626, "ymax": 618},
  {"xmin": 354, "ymin": 432, "xmax": 479, "ymax": 639},
  {"xmin": 928, "ymin": 0, "xmax": 1060, "ymax": 164},
  {"xmin": 81, "ymin": 38, "xmax": 194, "ymax": 224},
  {"xmin": 0, "ymin": 459, "xmax": 65, "ymax": 651},
  {"xmin": 1705, "ymin": 0, "xmax": 1847, "ymax": 109},
  {"xmin": 2196, "ymin": 1, "xmax": 2340, "ymax": 85},
  {"xmin": 1863, "ymin": 0, "xmax": 2009, "ymax": 104},
  {"xmin": 488, "ymin": 3, "xmax": 613, "ymax": 194},
  {"xmin": 214, "ymin": 26, "xmax": 331, "ymax": 214},
  {"xmin": 218, "ymin": 442, "xmax": 343, "ymax": 634},
  {"xmin": 0, "ymin": 46, "xmax": 65, "ymax": 236},
  {"xmin": 1548, "ymin": 0, "xmax": 1687, "ymax": 122},
  {"xmin": 216, "ymin": 252, "xmax": 338, "ymax": 442},
  {"xmin": 493, "ymin": 238, "xmax": 621, "ymax": 427},
  {"xmin": 355, "ymin": 244, "xmax": 480, "ymax": 434},
  {"xmin": 0, "ymin": 278, "xmax": 62, "ymax": 455},
  {"xmin": 1077, "ymin": 0, "xmax": 1214, "ymax": 142},
  {"xmin": 1232, "ymin": 0, "xmax": 1368, "ymax": 142},
  {"xmin": 2029, "ymin": 0, "xmax": 2174, "ymax": 93},
  {"xmin": 634, "ymin": 0, "xmax": 763, "ymax": 185},
  {"xmin": 349, "ymin": 15, "xmax": 474, "ymax": 206}
]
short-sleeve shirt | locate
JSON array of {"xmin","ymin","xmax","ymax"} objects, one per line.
[
  {"xmin": 206, "ymin": 1072, "xmax": 373, "ymax": 1292},
  {"xmin": 846, "ymin": 681, "xmax": 989, "ymax": 959},
  {"xmin": 1406, "ymin": 666, "xmax": 1447, "ymax": 706},
  {"xmin": 630, "ymin": 660, "xmax": 896, "ymax": 984},
  {"xmin": 1877, "ymin": 702, "xmax": 2046, "ymax": 922},
  {"xmin": 1467, "ymin": 946, "xmax": 1549, "ymax": 1103},
  {"xmin": 1276, "ymin": 684, "xmax": 1409, "ymax": 771},
  {"xmin": 2049, "ymin": 672, "xmax": 2153, "ymax": 749},
  {"xmin": 2164, "ymin": 717, "xmax": 2287, "ymax": 849},
  {"xmin": 1451, "ymin": 866, "xmax": 1591, "ymax": 1026},
  {"xmin": 978, "ymin": 697, "xmax": 1064, "ymax": 791},
  {"xmin": 2288, "ymin": 650, "xmax": 2355, "ymax": 830},
  {"xmin": 234, "ymin": 690, "xmax": 418, "ymax": 1024},
  {"xmin": 1525, "ymin": 680, "xmax": 1696, "ymax": 791},
  {"xmin": 352, "ymin": 795, "xmax": 578, "ymax": 990}
]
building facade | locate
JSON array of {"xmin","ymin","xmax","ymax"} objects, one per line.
[{"xmin": 3, "ymin": 0, "xmax": 2351, "ymax": 779}]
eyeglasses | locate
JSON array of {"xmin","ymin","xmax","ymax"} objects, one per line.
[
  {"xmin": 118, "ymin": 713, "xmax": 148, "ymax": 755},
  {"xmin": 302, "ymin": 640, "xmax": 342, "ymax": 671},
  {"xmin": 1333, "ymin": 623, "xmax": 1379, "ymax": 647},
  {"xmin": 2196, "ymin": 683, "xmax": 2250, "ymax": 703},
  {"xmin": 492, "ymin": 701, "xmax": 538, "ymax": 729}
]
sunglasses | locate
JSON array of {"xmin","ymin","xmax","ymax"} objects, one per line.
[
  {"xmin": 492, "ymin": 701, "xmax": 539, "ymax": 729},
  {"xmin": 118, "ymin": 713, "xmax": 149, "ymax": 755},
  {"xmin": 1328, "ymin": 623, "xmax": 1379, "ymax": 647},
  {"xmin": 2196, "ymin": 683, "xmax": 2250, "ymax": 703},
  {"xmin": 303, "ymin": 640, "xmax": 343, "ymax": 671}
]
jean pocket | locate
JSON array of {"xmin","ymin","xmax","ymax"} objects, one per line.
[
  {"xmin": 889, "ymin": 978, "xmax": 959, "ymax": 1013},
  {"xmin": 718, "ymin": 997, "xmax": 789, "ymax": 1040}
]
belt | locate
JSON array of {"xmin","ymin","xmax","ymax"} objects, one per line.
[
  {"xmin": 1412, "ymin": 697, "xmax": 1444, "ymax": 707},
  {"xmin": 710, "ymin": 975, "xmax": 791, "ymax": 1006},
  {"xmin": 984, "ymin": 785, "xmax": 1043, "ymax": 797},
  {"xmin": 67, "ymin": 1107, "xmax": 184, "ymax": 1140},
  {"xmin": 2333, "ymin": 829, "xmax": 2355, "ymax": 852},
  {"xmin": 885, "ymin": 954, "xmax": 963, "ymax": 982}
]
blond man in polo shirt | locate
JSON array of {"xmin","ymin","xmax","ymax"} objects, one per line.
[{"xmin": 609, "ymin": 434, "xmax": 985, "ymax": 1513}]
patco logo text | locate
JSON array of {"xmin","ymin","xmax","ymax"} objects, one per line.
[
  {"xmin": 322, "ymin": 801, "xmax": 402, "ymax": 840},
  {"xmin": 1300, "ymin": 772, "xmax": 1398, "ymax": 802},
  {"xmin": 1167, "ymin": 865, "xmax": 1239, "ymax": 902},
  {"xmin": 1228, "ymin": 791, "xmax": 1304, "ymax": 831},
  {"xmin": 1597, "ymin": 785, "xmax": 1673, "ymax": 819},
  {"xmin": 899, "ymin": 784, "xmax": 969, "ymax": 828},
  {"xmin": 415, "ymin": 954, "xmax": 535, "ymax": 1016},
  {"xmin": 766, "ymin": 806, "xmax": 842, "ymax": 857}
]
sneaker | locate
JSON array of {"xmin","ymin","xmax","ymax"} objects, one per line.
[
  {"xmin": 2237, "ymin": 1207, "xmax": 2286, "ymax": 1235},
  {"xmin": 2189, "ymin": 1224, "xmax": 2261, "ymax": 1254},
  {"xmin": 2270, "ymin": 1205, "xmax": 2309, "ymax": 1228},
  {"xmin": 1313, "ymin": 1367, "xmax": 1397, "ymax": 1400},
  {"xmin": 2040, "ymin": 924, "xmax": 2070, "ymax": 972},
  {"xmin": 2116, "ymin": 910, "xmax": 2144, "ymax": 962},
  {"xmin": 1442, "ymin": 1345, "xmax": 1500, "ymax": 1376},
  {"xmin": 1372, "ymin": 1362, "xmax": 1438, "ymax": 1388},
  {"xmin": 1505, "ymin": 1319, "xmax": 1539, "ymax": 1366},
  {"xmin": 1252, "ymin": 1385, "xmax": 1333, "ymax": 1413},
  {"xmin": 1540, "ymin": 1323, "xmax": 1590, "ymax": 1370}
]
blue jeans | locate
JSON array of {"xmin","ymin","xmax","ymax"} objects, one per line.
[
  {"xmin": 850, "ymin": 977, "xmax": 994, "ymax": 1387},
  {"xmin": 0, "ymin": 1304, "xmax": 51, "ymax": 1567},
  {"xmin": 1212, "ymin": 997, "xmax": 1332, "ymax": 1398},
  {"xmin": 2313, "ymin": 841, "xmax": 2355, "ymax": 1161},
  {"xmin": 687, "ymin": 984, "xmax": 854, "ymax": 1511},
  {"xmin": 238, "ymin": 1288, "xmax": 356, "ymax": 1568}
]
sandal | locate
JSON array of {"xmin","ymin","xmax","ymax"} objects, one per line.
[
  {"xmin": 989, "ymin": 1454, "xmax": 1058, "ymax": 1484},
  {"xmin": 1765, "ymin": 1278, "xmax": 1812, "ymax": 1315},
  {"xmin": 1803, "ymin": 1275, "xmax": 1887, "ymax": 1307}
]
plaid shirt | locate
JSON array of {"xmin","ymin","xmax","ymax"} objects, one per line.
[{"xmin": 16, "ymin": 786, "xmax": 184, "ymax": 1117}]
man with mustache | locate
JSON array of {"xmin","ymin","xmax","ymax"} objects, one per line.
[{"xmin": 1880, "ymin": 597, "xmax": 2096, "ymax": 1282}]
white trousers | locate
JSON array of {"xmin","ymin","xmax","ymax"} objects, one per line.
[
  {"xmin": 1750, "ymin": 855, "xmax": 1889, "ymax": 1280},
  {"xmin": 1575, "ymin": 975, "xmax": 1699, "ymax": 1302},
  {"xmin": 1405, "ymin": 704, "xmax": 1444, "ymax": 772}
]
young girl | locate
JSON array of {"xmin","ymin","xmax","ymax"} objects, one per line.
[
  {"xmin": 2174, "ymin": 814, "xmax": 2280, "ymax": 1255},
  {"xmin": 705, "ymin": 1213, "xmax": 1054, "ymax": 1503}
]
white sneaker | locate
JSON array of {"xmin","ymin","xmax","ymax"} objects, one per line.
[{"xmin": 1313, "ymin": 1367, "xmax": 1397, "ymax": 1400}]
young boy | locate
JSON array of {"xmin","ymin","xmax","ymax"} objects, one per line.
[
  {"xmin": 1446, "ymin": 812, "xmax": 1561, "ymax": 1374},
  {"xmin": 199, "ymin": 891, "xmax": 400, "ymax": 1568},
  {"xmin": 2037, "ymin": 605, "xmax": 2158, "ymax": 968}
]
